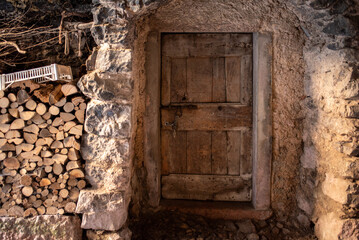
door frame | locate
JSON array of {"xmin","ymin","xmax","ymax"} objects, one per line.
[{"xmin": 144, "ymin": 31, "xmax": 272, "ymax": 211}]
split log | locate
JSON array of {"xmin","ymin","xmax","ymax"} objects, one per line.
[
  {"xmin": 25, "ymin": 100, "xmax": 37, "ymax": 110},
  {"xmin": 10, "ymin": 119, "xmax": 25, "ymax": 130},
  {"xmin": 61, "ymin": 84, "xmax": 78, "ymax": 96},
  {"xmin": 63, "ymin": 102, "xmax": 74, "ymax": 113},
  {"xmin": 35, "ymin": 103, "xmax": 47, "ymax": 115},
  {"xmin": 7, "ymin": 93, "xmax": 16, "ymax": 102},
  {"xmin": 17, "ymin": 90, "xmax": 30, "ymax": 105},
  {"xmin": 0, "ymin": 97, "xmax": 10, "ymax": 108}
]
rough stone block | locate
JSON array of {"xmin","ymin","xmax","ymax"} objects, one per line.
[
  {"xmin": 0, "ymin": 215, "xmax": 82, "ymax": 240},
  {"xmin": 85, "ymin": 162, "xmax": 130, "ymax": 190},
  {"xmin": 316, "ymin": 212, "xmax": 345, "ymax": 240},
  {"xmin": 85, "ymin": 100, "xmax": 131, "ymax": 138},
  {"xmin": 300, "ymin": 145, "xmax": 318, "ymax": 169},
  {"xmin": 76, "ymin": 190, "xmax": 125, "ymax": 213},
  {"xmin": 93, "ymin": 46, "xmax": 132, "ymax": 73},
  {"xmin": 78, "ymin": 71, "xmax": 133, "ymax": 103},
  {"xmin": 322, "ymin": 173, "xmax": 350, "ymax": 204},
  {"xmin": 81, "ymin": 133, "xmax": 129, "ymax": 164},
  {"xmin": 82, "ymin": 210, "xmax": 128, "ymax": 231},
  {"xmin": 338, "ymin": 219, "xmax": 359, "ymax": 240},
  {"xmin": 76, "ymin": 190, "xmax": 129, "ymax": 231}
]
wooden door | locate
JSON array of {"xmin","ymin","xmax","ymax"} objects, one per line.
[{"xmin": 161, "ymin": 33, "xmax": 253, "ymax": 201}]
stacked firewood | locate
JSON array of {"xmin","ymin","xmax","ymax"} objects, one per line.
[{"xmin": 0, "ymin": 81, "xmax": 86, "ymax": 217}]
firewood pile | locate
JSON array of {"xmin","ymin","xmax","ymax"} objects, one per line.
[{"xmin": 0, "ymin": 81, "xmax": 87, "ymax": 217}]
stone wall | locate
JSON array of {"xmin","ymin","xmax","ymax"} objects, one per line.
[
  {"xmin": 0, "ymin": 0, "xmax": 357, "ymax": 239},
  {"xmin": 78, "ymin": 0, "xmax": 359, "ymax": 239}
]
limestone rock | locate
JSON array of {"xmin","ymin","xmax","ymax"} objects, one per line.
[
  {"xmin": 81, "ymin": 210, "xmax": 128, "ymax": 231},
  {"xmin": 316, "ymin": 212, "xmax": 345, "ymax": 240},
  {"xmin": 322, "ymin": 173, "xmax": 350, "ymax": 204},
  {"xmin": 76, "ymin": 190, "xmax": 128, "ymax": 231},
  {"xmin": 76, "ymin": 190, "xmax": 125, "ymax": 213},
  {"xmin": 78, "ymin": 71, "xmax": 133, "ymax": 103},
  {"xmin": 81, "ymin": 133, "xmax": 129, "ymax": 164},
  {"xmin": 84, "ymin": 101, "xmax": 131, "ymax": 138},
  {"xmin": 85, "ymin": 163, "xmax": 130, "ymax": 190},
  {"xmin": 0, "ymin": 215, "xmax": 82, "ymax": 240},
  {"xmin": 91, "ymin": 47, "xmax": 132, "ymax": 73},
  {"xmin": 338, "ymin": 219, "xmax": 359, "ymax": 240}
]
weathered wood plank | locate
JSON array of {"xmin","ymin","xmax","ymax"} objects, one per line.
[
  {"xmin": 170, "ymin": 58, "xmax": 187, "ymax": 103},
  {"xmin": 161, "ymin": 56, "xmax": 171, "ymax": 106},
  {"xmin": 161, "ymin": 130, "xmax": 187, "ymax": 175},
  {"xmin": 212, "ymin": 57, "xmax": 226, "ymax": 102},
  {"xmin": 162, "ymin": 174, "xmax": 252, "ymax": 201},
  {"xmin": 161, "ymin": 104, "xmax": 252, "ymax": 131},
  {"xmin": 187, "ymin": 58, "xmax": 212, "ymax": 102},
  {"xmin": 240, "ymin": 55, "xmax": 253, "ymax": 105},
  {"xmin": 186, "ymin": 131, "xmax": 211, "ymax": 174},
  {"xmin": 227, "ymin": 131, "xmax": 241, "ymax": 175},
  {"xmin": 226, "ymin": 57, "xmax": 241, "ymax": 102},
  {"xmin": 162, "ymin": 34, "xmax": 253, "ymax": 57},
  {"xmin": 211, "ymin": 131, "xmax": 227, "ymax": 174},
  {"xmin": 240, "ymin": 129, "xmax": 252, "ymax": 176}
]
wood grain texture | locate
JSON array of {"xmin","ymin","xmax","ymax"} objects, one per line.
[
  {"xmin": 161, "ymin": 130, "xmax": 187, "ymax": 175},
  {"xmin": 170, "ymin": 58, "xmax": 187, "ymax": 103},
  {"xmin": 161, "ymin": 105, "xmax": 252, "ymax": 131},
  {"xmin": 186, "ymin": 58, "xmax": 212, "ymax": 102},
  {"xmin": 227, "ymin": 131, "xmax": 241, "ymax": 175},
  {"xmin": 212, "ymin": 57, "xmax": 226, "ymax": 102},
  {"xmin": 161, "ymin": 56, "xmax": 171, "ymax": 106},
  {"xmin": 162, "ymin": 174, "xmax": 252, "ymax": 201},
  {"xmin": 211, "ymin": 131, "xmax": 227, "ymax": 174},
  {"xmin": 162, "ymin": 34, "xmax": 252, "ymax": 57},
  {"xmin": 226, "ymin": 57, "xmax": 241, "ymax": 102},
  {"xmin": 186, "ymin": 131, "xmax": 211, "ymax": 174}
]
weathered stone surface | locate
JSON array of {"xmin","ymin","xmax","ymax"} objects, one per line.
[
  {"xmin": 322, "ymin": 173, "xmax": 350, "ymax": 204},
  {"xmin": 0, "ymin": 215, "xmax": 82, "ymax": 240},
  {"xmin": 85, "ymin": 163, "xmax": 130, "ymax": 190},
  {"xmin": 316, "ymin": 212, "xmax": 345, "ymax": 240},
  {"xmin": 78, "ymin": 71, "xmax": 133, "ymax": 103},
  {"xmin": 76, "ymin": 190, "xmax": 129, "ymax": 230},
  {"xmin": 296, "ymin": 189, "xmax": 313, "ymax": 215},
  {"xmin": 300, "ymin": 145, "xmax": 318, "ymax": 169},
  {"xmin": 82, "ymin": 210, "xmax": 128, "ymax": 231},
  {"xmin": 81, "ymin": 133, "xmax": 129, "ymax": 164},
  {"xmin": 338, "ymin": 219, "xmax": 359, "ymax": 240},
  {"xmin": 235, "ymin": 219, "xmax": 256, "ymax": 234},
  {"xmin": 85, "ymin": 100, "xmax": 131, "ymax": 138},
  {"xmin": 87, "ymin": 227, "xmax": 132, "ymax": 240},
  {"xmin": 91, "ymin": 46, "xmax": 132, "ymax": 73},
  {"xmin": 76, "ymin": 190, "xmax": 125, "ymax": 212}
]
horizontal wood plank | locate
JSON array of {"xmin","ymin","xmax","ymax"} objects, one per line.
[
  {"xmin": 162, "ymin": 174, "xmax": 252, "ymax": 201},
  {"xmin": 161, "ymin": 105, "xmax": 252, "ymax": 131},
  {"xmin": 162, "ymin": 34, "xmax": 252, "ymax": 57}
]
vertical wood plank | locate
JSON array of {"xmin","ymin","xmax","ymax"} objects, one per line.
[
  {"xmin": 187, "ymin": 131, "xmax": 212, "ymax": 174},
  {"xmin": 161, "ymin": 130, "xmax": 187, "ymax": 174},
  {"xmin": 240, "ymin": 129, "xmax": 252, "ymax": 176},
  {"xmin": 212, "ymin": 57, "xmax": 226, "ymax": 102},
  {"xmin": 171, "ymin": 58, "xmax": 187, "ymax": 103},
  {"xmin": 227, "ymin": 131, "xmax": 241, "ymax": 175},
  {"xmin": 240, "ymin": 54, "xmax": 253, "ymax": 105},
  {"xmin": 187, "ymin": 58, "xmax": 213, "ymax": 102},
  {"xmin": 211, "ymin": 131, "xmax": 227, "ymax": 174},
  {"xmin": 225, "ymin": 57, "xmax": 241, "ymax": 102},
  {"xmin": 161, "ymin": 56, "xmax": 171, "ymax": 106}
]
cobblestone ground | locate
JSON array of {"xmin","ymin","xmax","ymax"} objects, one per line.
[{"xmin": 130, "ymin": 211, "xmax": 317, "ymax": 240}]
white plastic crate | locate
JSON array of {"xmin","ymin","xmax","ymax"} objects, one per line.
[{"xmin": 0, "ymin": 64, "xmax": 73, "ymax": 90}]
